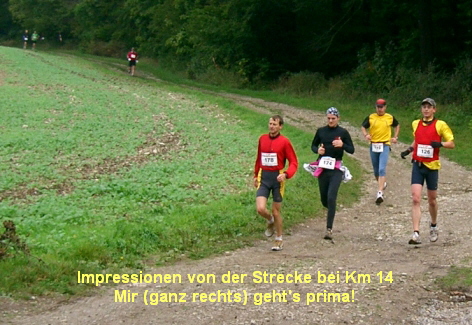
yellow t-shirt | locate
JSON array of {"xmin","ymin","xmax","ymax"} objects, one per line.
[
  {"xmin": 363, "ymin": 113, "xmax": 399, "ymax": 145},
  {"xmin": 412, "ymin": 119, "xmax": 454, "ymax": 170}
]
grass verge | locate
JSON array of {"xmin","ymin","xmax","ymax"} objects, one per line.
[{"xmin": 436, "ymin": 266, "xmax": 472, "ymax": 293}]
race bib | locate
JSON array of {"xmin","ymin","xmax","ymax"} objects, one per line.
[
  {"xmin": 130, "ymin": 54, "xmax": 136, "ymax": 59},
  {"xmin": 261, "ymin": 153, "xmax": 278, "ymax": 166},
  {"xmin": 417, "ymin": 144, "xmax": 433, "ymax": 158},
  {"xmin": 371, "ymin": 143, "xmax": 384, "ymax": 153},
  {"xmin": 318, "ymin": 156, "xmax": 336, "ymax": 170}
]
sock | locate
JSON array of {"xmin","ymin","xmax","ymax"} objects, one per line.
[
  {"xmin": 275, "ymin": 236, "xmax": 282, "ymax": 241},
  {"xmin": 431, "ymin": 223, "xmax": 437, "ymax": 228},
  {"xmin": 268, "ymin": 215, "xmax": 274, "ymax": 224},
  {"xmin": 414, "ymin": 231, "xmax": 420, "ymax": 235}
]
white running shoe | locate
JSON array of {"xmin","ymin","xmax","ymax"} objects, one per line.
[
  {"xmin": 375, "ymin": 191, "xmax": 384, "ymax": 205},
  {"xmin": 271, "ymin": 239, "xmax": 283, "ymax": 251},
  {"xmin": 430, "ymin": 226, "xmax": 438, "ymax": 242},
  {"xmin": 408, "ymin": 232, "xmax": 421, "ymax": 245},
  {"xmin": 324, "ymin": 228, "xmax": 333, "ymax": 240},
  {"xmin": 265, "ymin": 221, "xmax": 275, "ymax": 237}
]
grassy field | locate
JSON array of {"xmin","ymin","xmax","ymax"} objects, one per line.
[{"xmin": 0, "ymin": 47, "xmax": 364, "ymax": 298}]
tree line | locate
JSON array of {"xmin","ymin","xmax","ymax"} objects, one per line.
[{"xmin": 2, "ymin": 0, "xmax": 472, "ymax": 83}]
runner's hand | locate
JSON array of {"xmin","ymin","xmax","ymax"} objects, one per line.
[
  {"xmin": 431, "ymin": 141, "xmax": 443, "ymax": 148},
  {"xmin": 277, "ymin": 173, "xmax": 287, "ymax": 182},
  {"xmin": 401, "ymin": 147, "xmax": 413, "ymax": 159}
]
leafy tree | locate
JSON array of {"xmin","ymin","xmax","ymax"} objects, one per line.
[
  {"xmin": 9, "ymin": 0, "xmax": 74, "ymax": 40},
  {"xmin": 1, "ymin": 2, "xmax": 17, "ymax": 39}
]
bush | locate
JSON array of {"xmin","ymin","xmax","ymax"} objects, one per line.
[
  {"xmin": 335, "ymin": 43, "xmax": 472, "ymax": 110},
  {"xmin": 198, "ymin": 67, "xmax": 246, "ymax": 88},
  {"xmin": 274, "ymin": 71, "xmax": 327, "ymax": 96}
]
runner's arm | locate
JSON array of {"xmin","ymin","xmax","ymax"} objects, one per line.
[
  {"xmin": 254, "ymin": 138, "xmax": 262, "ymax": 178},
  {"xmin": 311, "ymin": 130, "xmax": 321, "ymax": 154},
  {"xmin": 284, "ymin": 140, "xmax": 298, "ymax": 179},
  {"xmin": 438, "ymin": 122, "xmax": 455, "ymax": 149},
  {"xmin": 342, "ymin": 130, "xmax": 355, "ymax": 154}
]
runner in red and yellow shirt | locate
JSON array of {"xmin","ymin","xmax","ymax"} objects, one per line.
[
  {"xmin": 400, "ymin": 98, "xmax": 454, "ymax": 245},
  {"xmin": 254, "ymin": 115, "xmax": 298, "ymax": 251}
]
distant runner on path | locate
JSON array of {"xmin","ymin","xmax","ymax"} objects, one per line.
[
  {"xmin": 22, "ymin": 30, "xmax": 29, "ymax": 49},
  {"xmin": 127, "ymin": 47, "xmax": 138, "ymax": 76},
  {"xmin": 31, "ymin": 31, "xmax": 39, "ymax": 50}
]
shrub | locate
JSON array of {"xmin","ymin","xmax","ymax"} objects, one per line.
[{"xmin": 274, "ymin": 71, "xmax": 327, "ymax": 96}]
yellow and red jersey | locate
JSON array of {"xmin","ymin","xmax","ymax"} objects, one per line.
[{"xmin": 412, "ymin": 119, "xmax": 454, "ymax": 170}]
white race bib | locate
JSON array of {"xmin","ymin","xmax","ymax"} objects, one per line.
[
  {"xmin": 319, "ymin": 156, "xmax": 336, "ymax": 170},
  {"xmin": 131, "ymin": 54, "xmax": 136, "ymax": 59},
  {"xmin": 371, "ymin": 143, "xmax": 384, "ymax": 153},
  {"xmin": 261, "ymin": 153, "xmax": 278, "ymax": 166},
  {"xmin": 417, "ymin": 144, "xmax": 433, "ymax": 158}
]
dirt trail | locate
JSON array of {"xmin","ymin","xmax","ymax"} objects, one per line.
[{"xmin": 3, "ymin": 78, "xmax": 472, "ymax": 324}]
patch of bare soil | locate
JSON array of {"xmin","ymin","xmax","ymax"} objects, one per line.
[
  {"xmin": 0, "ymin": 69, "xmax": 5, "ymax": 87},
  {"xmin": 3, "ymin": 74, "xmax": 472, "ymax": 324}
]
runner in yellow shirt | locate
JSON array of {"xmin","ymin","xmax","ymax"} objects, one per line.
[{"xmin": 361, "ymin": 99, "xmax": 400, "ymax": 204}]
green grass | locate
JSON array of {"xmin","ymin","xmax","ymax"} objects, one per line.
[
  {"xmin": 0, "ymin": 46, "xmax": 363, "ymax": 298},
  {"xmin": 436, "ymin": 266, "xmax": 472, "ymax": 293}
]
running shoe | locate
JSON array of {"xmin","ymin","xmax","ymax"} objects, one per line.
[
  {"xmin": 408, "ymin": 232, "xmax": 421, "ymax": 245},
  {"xmin": 375, "ymin": 191, "xmax": 384, "ymax": 205},
  {"xmin": 430, "ymin": 226, "xmax": 438, "ymax": 242},
  {"xmin": 271, "ymin": 239, "xmax": 283, "ymax": 251},
  {"xmin": 324, "ymin": 228, "xmax": 333, "ymax": 240},
  {"xmin": 265, "ymin": 221, "xmax": 275, "ymax": 237}
]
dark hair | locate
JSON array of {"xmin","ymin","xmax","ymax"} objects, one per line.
[{"xmin": 271, "ymin": 115, "xmax": 284, "ymax": 125}]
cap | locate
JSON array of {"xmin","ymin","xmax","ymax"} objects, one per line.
[
  {"xmin": 421, "ymin": 98, "xmax": 436, "ymax": 107},
  {"xmin": 376, "ymin": 99, "xmax": 387, "ymax": 106},
  {"xmin": 326, "ymin": 107, "xmax": 339, "ymax": 117}
]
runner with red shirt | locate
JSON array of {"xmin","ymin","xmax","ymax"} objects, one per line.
[
  {"xmin": 400, "ymin": 98, "xmax": 455, "ymax": 245},
  {"xmin": 127, "ymin": 48, "xmax": 138, "ymax": 76},
  {"xmin": 254, "ymin": 115, "xmax": 298, "ymax": 251}
]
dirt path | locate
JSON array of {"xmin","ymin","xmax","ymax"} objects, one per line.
[{"xmin": 3, "ymin": 77, "xmax": 472, "ymax": 324}]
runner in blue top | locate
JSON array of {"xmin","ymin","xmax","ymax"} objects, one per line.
[{"xmin": 22, "ymin": 30, "xmax": 29, "ymax": 49}]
